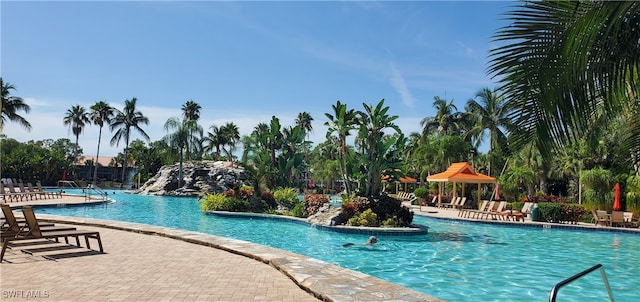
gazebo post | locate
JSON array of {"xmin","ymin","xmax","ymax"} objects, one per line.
[
  {"xmin": 477, "ymin": 183, "xmax": 481, "ymax": 206},
  {"xmin": 438, "ymin": 182, "xmax": 442, "ymax": 207}
]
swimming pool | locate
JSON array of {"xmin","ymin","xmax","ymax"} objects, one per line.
[{"xmin": 39, "ymin": 191, "xmax": 640, "ymax": 301}]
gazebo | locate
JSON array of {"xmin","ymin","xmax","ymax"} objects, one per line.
[
  {"xmin": 382, "ymin": 175, "xmax": 417, "ymax": 193},
  {"xmin": 426, "ymin": 162, "xmax": 496, "ymax": 207}
]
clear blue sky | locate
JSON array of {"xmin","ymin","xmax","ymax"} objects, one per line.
[{"xmin": 2, "ymin": 1, "xmax": 513, "ymax": 157}]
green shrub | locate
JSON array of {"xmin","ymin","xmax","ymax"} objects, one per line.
[
  {"xmin": 508, "ymin": 201, "xmax": 525, "ymax": 211},
  {"xmin": 273, "ymin": 187, "xmax": 299, "ymax": 207},
  {"xmin": 370, "ymin": 195, "xmax": 413, "ymax": 226},
  {"xmin": 287, "ymin": 203, "xmax": 306, "ymax": 217},
  {"xmin": 535, "ymin": 203, "xmax": 585, "ymax": 224},
  {"xmin": 348, "ymin": 209, "xmax": 379, "ymax": 227},
  {"xmin": 261, "ymin": 190, "xmax": 277, "ymax": 208},
  {"xmin": 383, "ymin": 216, "xmax": 400, "ymax": 227},
  {"xmin": 413, "ymin": 187, "xmax": 429, "ymax": 198},
  {"xmin": 248, "ymin": 198, "xmax": 269, "ymax": 213},
  {"xmin": 627, "ymin": 176, "xmax": 640, "ymax": 214},
  {"xmin": 200, "ymin": 193, "xmax": 249, "ymax": 212}
]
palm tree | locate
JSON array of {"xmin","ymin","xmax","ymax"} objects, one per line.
[
  {"xmin": 325, "ymin": 101, "xmax": 358, "ymax": 194},
  {"xmin": 357, "ymin": 99, "xmax": 402, "ymax": 196},
  {"xmin": 163, "ymin": 117, "xmax": 203, "ymax": 186},
  {"xmin": 203, "ymin": 125, "xmax": 224, "ymax": 159},
  {"xmin": 420, "ymin": 96, "xmax": 460, "ymax": 137},
  {"xmin": 89, "ymin": 101, "xmax": 115, "ymax": 185},
  {"xmin": 1, "ymin": 78, "xmax": 31, "ymax": 131},
  {"xmin": 220, "ymin": 122, "xmax": 240, "ymax": 162},
  {"xmin": 466, "ymin": 88, "xmax": 512, "ymax": 153},
  {"xmin": 295, "ymin": 112, "xmax": 314, "ymax": 139},
  {"xmin": 181, "ymin": 100, "xmax": 201, "ymax": 122},
  {"xmin": 63, "ymin": 105, "xmax": 90, "ymax": 165},
  {"xmin": 180, "ymin": 100, "xmax": 202, "ymax": 159},
  {"xmin": 489, "ymin": 1, "xmax": 640, "ymax": 166},
  {"xmin": 110, "ymin": 98, "xmax": 150, "ymax": 186},
  {"xmin": 465, "ymin": 87, "xmax": 514, "ymax": 176}
]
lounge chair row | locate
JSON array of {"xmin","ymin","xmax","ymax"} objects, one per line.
[
  {"xmin": 1, "ymin": 204, "xmax": 103, "ymax": 262},
  {"xmin": 1, "ymin": 181, "xmax": 61, "ymax": 203},
  {"xmin": 396, "ymin": 192, "xmax": 416, "ymax": 202},
  {"xmin": 458, "ymin": 201, "xmax": 533, "ymax": 222},
  {"xmin": 592, "ymin": 210, "xmax": 639, "ymax": 228},
  {"xmin": 439, "ymin": 196, "xmax": 467, "ymax": 210}
]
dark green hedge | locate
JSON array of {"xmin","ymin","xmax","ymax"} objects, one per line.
[{"xmin": 534, "ymin": 203, "xmax": 585, "ymax": 224}]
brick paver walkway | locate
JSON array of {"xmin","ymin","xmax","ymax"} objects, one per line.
[{"xmin": 1, "ymin": 225, "xmax": 319, "ymax": 301}]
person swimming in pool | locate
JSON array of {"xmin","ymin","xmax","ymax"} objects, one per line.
[{"xmin": 343, "ymin": 236, "xmax": 378, "ymax": 247}]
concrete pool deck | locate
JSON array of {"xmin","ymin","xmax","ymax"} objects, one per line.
[{"xmin": 2, "ymin": 194, "xmax": 638, "ymax": 301}]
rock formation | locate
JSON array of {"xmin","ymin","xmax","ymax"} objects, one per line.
[{"xmin": 136, "ymin": 161, "xmax": 247, "ymax": 197}]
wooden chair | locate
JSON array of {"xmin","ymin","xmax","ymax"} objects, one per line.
[
  {"xmin": 1, "ymin": 204, "xmax": 71, "ymax": 235},
  {"xmin": 1, "ymin": 206, "xmax": 103, "ymax": 262},
  {"xmin": 501, "ymin": 202, "xmax": 533, "ymax": 222},
  {"xmin": 460, "ymin": 200, "xmax": 488, "ymax": 218},
  {"xmin": 610, "ymin": 211, "xmax": 625, "ymax": 227},
  {"xmin": 477, "ymin": 201, "xmax": 497, "ymax": 219},
  {"xmin": 453, "ymin": 197, "xmax": 468, "ymax": 210},
  {"xmin": 623, "ymin": 212, "xmax": 638, "ymax": 228},
  {"xmin": 592, "ymin": 210, "xmax": 611, "ymax": 226}
]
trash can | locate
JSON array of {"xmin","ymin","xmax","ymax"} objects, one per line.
[{"xmin": 531, "ymin": 203, "xmax": 540, "ymax": 222}]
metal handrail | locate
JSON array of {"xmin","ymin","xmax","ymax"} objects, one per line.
[
  {"xmin": 549, "ymin": 264, "xmax": 614, "ymax": 302},
  {"xmin": 84, "ymin": 185, "xmax": 109, "ymax": 201}
]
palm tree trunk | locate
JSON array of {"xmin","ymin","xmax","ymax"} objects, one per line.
[
  {"xmin": 121, "ymin": 138, "xmax": 129, "ymax": 188},
  {"xmin": 178, "ymin": 147, "xmax": 184, "ymax": 187},
  {"xmin": 340, "ymin": 137, "xmax": 351, "ymax": 195},
  {"xmin": 93, "ymin": 126, "xmax": 103, "ymax": 185},
  {"xmin": 74, "ymin": 135, "xmax": 80, "ymax": 165}
]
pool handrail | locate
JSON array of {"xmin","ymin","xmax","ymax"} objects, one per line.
[
  {"xmin": 84, "ymin": 184, "xmax": 109, "ymax": 201},
  {"xmin": 548, "ymin": 263, "xmax": 614, "ymax": 302}
]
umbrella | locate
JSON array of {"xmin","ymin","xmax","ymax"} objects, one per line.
[
  {"xmin": 613, "ymin": 183, "xmax": 621, "ymax": 211},
  {"xmin": 62, "ymin": 169, "xmax": 67, "ymax": 181},
  {"xmin": 495, "ymin": 182, "xmax": 501, "ymax": 201}
]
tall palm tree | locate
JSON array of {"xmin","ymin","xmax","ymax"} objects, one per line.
[
  {"xmin": 357, "ymin": 99, "xmax": 402, "ymax": 196},
  {"xmin": 203, "ymin": 125, "xmax": 224, "ymax": 159},
  {"xmin": 181, "ymin": 100, "xmax": 201, "ymax": 122},
  {"xmin": 110, "ymin": 98, "xmax": 150, "ymax": 186},
  {"xmin": 180, "ymin": 100, "xmax": 202, "ymax": 159},
  {"xmin": 220, "ymin": 122, "xmax": 240, "ymax": 162},
  {"xmin": 89, "ymin": 101, "xmax": 114, "ymax": 185},
  {"xmin": 1, "ymin": 78, "xmax": 31, "ymax": 131},
  {"xmin": 489, "ymin": 1, "xmax": 640, "ymax": 167},
  {"xmin": 163, "ymin": 117, "xmax": 203, "ymax": 186},
  {"xmin": 465, "ymin": 87, "xmax": 514, "ymax": 176},
  {"xmin": 466, "ymin": 87, "xmax": 512, "ymax": 152},
  {"xmin": 63, "ymin": 105, "xmax": 90, "ymax": 165},
  {"xmin": 295, "ymin": 111, "xmax": 314, "ymax": 139},
  {"xmin": 420, "ymin": 96, "xmax": 460, "ymax": 137},
  {"xmin": 325, "ymin": 101, "xmax": 358, "ymax": 194}
]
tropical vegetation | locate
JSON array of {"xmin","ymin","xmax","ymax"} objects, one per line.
[{"xmin": 2, "ymin": 1, "xmax": 639, "ymax": 226}]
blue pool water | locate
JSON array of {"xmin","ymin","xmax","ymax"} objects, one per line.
[{"xmin": 40, "ymin": 191, "xmax": 640, "ymax": 301}]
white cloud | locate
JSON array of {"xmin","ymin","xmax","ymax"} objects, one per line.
[{"xmin": 389, "ymin": 63, "xmax": 415, "ymax": 108}]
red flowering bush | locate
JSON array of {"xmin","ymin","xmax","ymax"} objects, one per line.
[
  {"xmin": 302, "ymin": 194, "xmax": 330, "ymax": 216},
  {"xmin": 238, "ymin": 186, "xmax": 254, "ymax": 200},
  {"xmin": 222, "ymin": 189, "xmax": 235, "ymax": 197}
]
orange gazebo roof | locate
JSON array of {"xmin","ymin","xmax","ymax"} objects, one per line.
[
  {"xmin": 381, "ymin": 175, "xmax": 417, "ymax": 183},
  {"xmin": 426, "ymin": 162, "xmax": 495, "ymax": 183}
]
